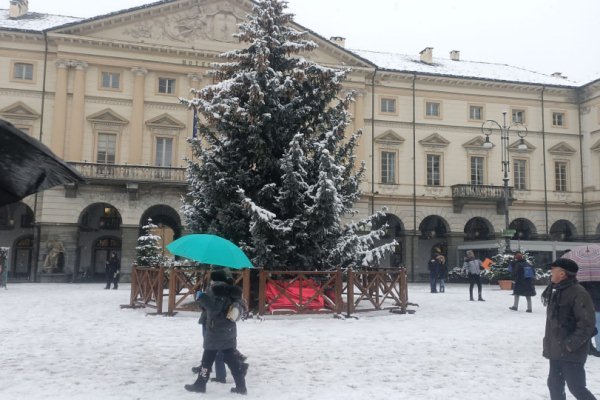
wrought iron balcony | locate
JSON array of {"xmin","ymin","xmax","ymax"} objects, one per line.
[
  {"xmin": 451, "ymin": 184, "xmax": 514, "ymax": 214},
  {"xmin": 69, "ymin": 162, "xmax": 187, "ymax": 185}
]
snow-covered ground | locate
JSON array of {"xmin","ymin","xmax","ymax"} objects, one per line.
[{"xmin": 1, "ymin": 282, "xmax": 598, "ymax": 399}]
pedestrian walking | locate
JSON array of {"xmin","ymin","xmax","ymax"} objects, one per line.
[
  {"xmin": 104, "ymin": 251, "xmax": 120, "ymax": 290},
  {"xmin": 437, "ymin": 255, "xmax": 447, "ymax": 293},
  {"xmin": 580, "ymin": 281, "xmax": 600, "ymax": 357},
  {"xmin": 428, "ymin": 253, "xmax": 441, "ymax": 293},
  {"xmin": 185, "ymin": 268, "xmax": 248, "ymax": 395},
  {"xmin": 462, "ymin": 250, "xmax": 485, "ymax": 301},
  {"xmin": 542, "ymin": 258, "xmax": 597, "ymax": 400},
  {"xmin": 508, "ymin": 252, "xmax": 536, "ymax": 312},
  {"xmin": 0, "ymin": 254, "xmax": 7, "ymax": 290}
]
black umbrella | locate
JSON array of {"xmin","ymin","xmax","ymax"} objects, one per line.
[{"xmin": 0, "ymin": 119, "xmax": 85, "ymax": 207}]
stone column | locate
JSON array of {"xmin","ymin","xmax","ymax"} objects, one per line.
[
  {"xmin": 120, "ymin": 226, "xmax": 140, "ymax": 282},
  {"xmin": 129, "ymin": 67, "xmax": 147, "ymax": 165},
  {"xmin": 50, "ymin": 59, "xmax": 70, "ymax": 157},
  {"xmin": 67, "ymin": 61, "xmax": 88, "ymax": 161}
]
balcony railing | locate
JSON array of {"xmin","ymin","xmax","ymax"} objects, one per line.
[
  {"xmin": 451, "ymin": 184, "xmax": 514, "ymax": 214},
  {"xmin": 69, "ymin": 162, "xmax": 187, "ymax": 185}
]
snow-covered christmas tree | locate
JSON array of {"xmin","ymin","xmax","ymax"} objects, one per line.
[
  {"xmin": 135, "ymin": 218, "xmax": 163, "ymax": 267},
  {"xmin": 182, "ymin": 0, "xmax": 395, "ymax": 270}
]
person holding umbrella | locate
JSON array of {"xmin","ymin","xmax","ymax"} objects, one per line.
[{"xmin": 185, "ymin": 268, "xmax": 248, "ymax": 395}]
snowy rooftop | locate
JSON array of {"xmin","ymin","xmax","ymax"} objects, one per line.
[
  {"xmin": 0, "ymin": 7, "xmax": 587, "ymax": 87},
  {"xmin": 0, "ymin": 9, "xmax": 81, "ymax": 31},
  {"xmin": 351, "ymin": 48, "xmax": 581, "ymax": 87}
]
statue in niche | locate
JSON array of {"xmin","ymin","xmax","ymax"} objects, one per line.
[{"xmin": 43, "ymin": 240, "xmax": 65, "ymax": 273}]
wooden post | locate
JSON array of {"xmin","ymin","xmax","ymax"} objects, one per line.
[
  {"xmin": 346, "ymin": 268, "xmax": 354, "ymax": 316},
  {"xmin": 334, "ymin": 268, "xmax": 343, "ymax": 314},
  {"xmin": 242, "ymin": 268, "xmax": 251, "ymax": 309},
  {"xmin": 129, "ymin": 264, "xmax": 138, "ymax": 306},
  {"xmin": 156, "ymin": 266, "xmax": 164, "ymax": 314},
  {"xmin": 167, "ymin": 267, "xmax": 177, "ymax": 315},
  {"xmin": 399, "ymin": 268, "xmax": 408, "ymax": 313},
  {"xmin": 258, "ymin": 268, "xmax": 266, "ymax": 316}
]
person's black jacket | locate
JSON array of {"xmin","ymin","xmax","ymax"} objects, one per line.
[
  {"xmin": 580, "ymin": 281, "xmax": 600, "ymax": 311},
  {"xmin": 543, "ymin": 279, "xmax": 596, "ymax": 363},
  {"xmin": 197, "ymin": 282, "xmax": 243, "ymax": 351},
  {"xmin": 510, "ymin": 260, "xmax": 536, "ymax": 297}
]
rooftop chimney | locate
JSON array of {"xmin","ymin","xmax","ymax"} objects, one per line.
[
  {"xmin": 330, "ymin": 36, "xmax": 346, "ymax": 48},
  {"xmin": 420, "ymin": 47, "xmax": 433, "ymax": 64},
  {"xmin": 9, "ymin": 0, "xmax": 28, "ymax": 18},
  {"xmin": 450, "ymin": 50, "xmax": 460, "ymax": 61},
  {"xmin": 551, "ymin": 72, "xmax": 567, "ymax": 79}
]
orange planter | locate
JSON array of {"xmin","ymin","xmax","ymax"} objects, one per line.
[{"xmin": 498, "ymin": 280, "xmax": 513, "ymax": 290}]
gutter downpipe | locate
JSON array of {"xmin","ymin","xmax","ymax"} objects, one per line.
[
  {"xmin": 32, "ymin": 31, "xmax": 50, "ymax": 282},
  {"xmin": 370, "ymin": 67, "xmax": 378, "ymax": 217},
  {"xmin": 577, "ymin": 98, "xmax": 586, "ymax": 238},
  {"xmin": 541, "ymin": 87, "xmax": 549, "ymax": 238},
  {"xmin": 411, "ymin": 73, "xmax": 417, "ymax": 282}
]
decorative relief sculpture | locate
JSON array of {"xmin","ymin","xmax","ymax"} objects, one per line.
[{"xmin": 43, "ymin": 240, "xmax": 65, "ymax": 273}]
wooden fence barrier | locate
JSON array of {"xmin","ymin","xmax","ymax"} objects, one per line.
[{"xmin": 128, "ymin": 266, "xmax": 408, "ymax": 317}]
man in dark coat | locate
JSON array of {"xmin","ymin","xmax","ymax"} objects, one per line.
[
  {"xmin": 185, "ymin": 268, "xmax": 248, "ymax": 395},
  {"xmin": 542, "ymin": 258, "xmax": 597, "ymax": 400},
  {"xmin": 508, "ymin": 252, "xmax": 536, "ymax": 312},
  {"xmin": 104, "ymin": 252, "xmax": 120, "ymax": 290}
]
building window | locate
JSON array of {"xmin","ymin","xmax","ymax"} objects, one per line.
[
  {"xmin": 513, "ymin": 159, "xmax": 527, "ymax": 190},
  {"xmin": 469, "ymin": 105, "xmax": 483, "ymax": 121},
  {"xmin": 380, "ymin": 98, "xmax": 396, "ymax": 113},
  {"xmin": 426, "ymin": 101, "xmax": 440, "ymax": 117},
  {"xmin": 381, "ymin": 151, "xmax": 396, "ymax": 184},
  {"xmin": 155, "ymin": 137, "xmax": 173, "ymax": 167},
  {"xmin": 97, "ymin": 133, "xmax": 117, "ymax": 164},
  {"xmin": 101, "ymin": 72, "xmax": 120, "ymax": 89},
  {"xmin": 552, "ymin": 112, "xmax": 565, "ymax": 127},
  {"xmin": 426, "ymin": 154, "xmax": 441, "ymax": 186},
  {"xmin": 158, "ymin": 77, "xmax": 176, "ymax": 94},
  {"xmin": 13, "ymin": 62, "xmax": 33, "ymax": 80},
  {"xmin": 470, "ymin": 156, "xmax": 484, "ymax": 185},
  {"xmin": 555, "ymin": 161, "xmax": 568, "ymax": 192},
  {"xmin": 512, "ymin": 109, "xmax": 525, "ymax": 124}
]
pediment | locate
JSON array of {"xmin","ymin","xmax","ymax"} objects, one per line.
[
  {"xmin": 49, "ymin": 0, "xmax": 372, "ymax": 69},
  {"xmin": 548, "ymin": 141, "xmax": 576, "ymax": 155},
  {"xmin": 463, "ymin": 136, "xmax": 487, "ymax": 149},
  {"xmin": 508, "ymin": 139, "xmax": 536, "ymax": 153},
  {"xmin": 0, "ymin": 101, "xmax": 39, "ymax": 120},
  {"xmin": 146, "ymin": 113, "xmax": 186, "ymax": 130},
  {"xmin": 87, "ymin": 109, "xmax": 129, "ymax": 126},
  {"xmin": 419, "ymin": 133, "xmax": 449, "ymax": 148},
  {"xmin": 375, "ymin": 130, "xmax": 404, "ymax": 145}
]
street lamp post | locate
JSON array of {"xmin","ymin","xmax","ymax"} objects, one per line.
[{"xmin": 481, "ymin": 112, "xmax": 528, "ymax": 253}]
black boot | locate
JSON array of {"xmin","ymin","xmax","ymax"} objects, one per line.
[
  {"xmin": 478, "ymin": 294, "xmax": 485, "ymax": 302},
  {"xmin": 185, "ymin": 367, "xmax": 209, "ymax": 393},
  {"xmin": 231, "ymin": 369, "xmax": 247, "ymax": 395},
  {"xmin": 589, "ymin": 345, "xmax": 600, "ymax": 357}
]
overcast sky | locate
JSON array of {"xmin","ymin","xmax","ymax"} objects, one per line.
[{"xmin": 24, "ymin": 0, "xmax": 600, "ymax": 83}]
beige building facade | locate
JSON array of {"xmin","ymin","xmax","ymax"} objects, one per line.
[{"xmin": 0, "ymin": 0, "xmax": 599, "ymax": 282}]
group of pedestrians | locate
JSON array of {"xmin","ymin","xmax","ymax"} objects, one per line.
[{"xmin": 444, "ymin": 249, "xmax": 599, "ymax": 399}]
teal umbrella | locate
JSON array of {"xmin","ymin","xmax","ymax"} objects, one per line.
[{"xmin": 166, "ymin": 234, "xmax": 253, "ymax": 269}]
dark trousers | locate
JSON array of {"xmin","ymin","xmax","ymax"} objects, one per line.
[
  {"xmin": 201, "ymin": 348, "xmax": 245, "ymax": 389},
  {"xmin": 105, "ymin": 270, "xmax": 118, "ymax": 289},
  {"xmin": 214, "ymin": 351, "xmax": 226, "ymax": 380},
  {"xmin": 548, "ymin": 359, "xmax": 597, "ymax": 400},
  {"xmin": 429, "ymin": 272, "xmax": 437, "ymax": 293},
  {"xmin": 468, "ymin": 273, "xmax": 482, "ymax": 299}
]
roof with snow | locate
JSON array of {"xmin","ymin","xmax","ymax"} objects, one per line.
[
  {"xmin": 0, "ymin": 5, "xmax": 589, "ymax": 88},
  {"xmin": 0, "ymin": 9, "xmax": 81, "ymax": 31},
  {"xmin": 350, "ymin": 49, "xmax": 580, "ymax": 88}
]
